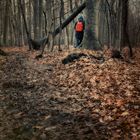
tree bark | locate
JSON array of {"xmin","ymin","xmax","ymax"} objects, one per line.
[
  {"xmin": 33, "ymin": 0, "xmax": 39, "ymax": 39},
  {"xmin": 122, "ymin": 0, "xmax": 133, "ymax": 57},
  {"xmin": 84, "ymin": 0, "xmax": 99, "ymax": 50},
  {"xmin": 39, "ymin": 0, "xmax": 43, "ymax": 37},
  {"xmin": 19, "ymin": 0, "xmax": 32, "ymax": 49},
  {"xmin": 3, "ymin": 0, "xmax": 9, "ymax": 45}
]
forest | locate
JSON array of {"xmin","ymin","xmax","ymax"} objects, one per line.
[{"xmin": 0, "ymin": 0, "xmax": 140, "ymax": 140}]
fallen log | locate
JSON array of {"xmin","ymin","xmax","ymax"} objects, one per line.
[
  {"xmin": 36, "ymin": 2, "xmax": 86, "ymax": 58},
  {"xmin": 20, "ymin": 0, "xmax": 86, "ymax": 57},
  {"xmin": 62, "ymin": 53, "xmax": 105, "ymax": 64},
  {"xmin": 52, "ymin": 2, "xmax": 86, "ymax": 37},
  {"xmin": 62, "ymin": 49, "xmax": 127, "ymax": 65}
]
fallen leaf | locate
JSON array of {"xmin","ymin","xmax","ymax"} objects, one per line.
[{"xmin": 121, "ymin": 111, "xmax": 129, "ymax": 116}]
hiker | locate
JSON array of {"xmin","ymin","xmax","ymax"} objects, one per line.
[{"xmin": 74, "ymin": 16, "xmax": 85, "ymax": 48}]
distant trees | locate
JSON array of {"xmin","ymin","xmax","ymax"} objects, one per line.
[
  {"xmin": 0, "ymin": 0, "xmax": 139, "ymax": 53},
  {"xmin": 0, "ymin": 0, "xmax": 84, "ymax": 48},
  {"xmin": 84, "ymin": 0, "xmax": 135, "ymax": 56}
]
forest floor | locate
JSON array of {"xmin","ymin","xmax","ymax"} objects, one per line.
[{"xmin": 0, "ymin": 46, "xmax": 140, "ymax": 140}]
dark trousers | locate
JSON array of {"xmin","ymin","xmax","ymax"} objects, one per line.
[{"xmin": 75, "ymin": 31, "xmax": 84, "ymax": 47}]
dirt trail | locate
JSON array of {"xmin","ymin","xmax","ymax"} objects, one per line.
[
  {"xmin": 0, "ymin": 47, "xmax": 140, "ymax": 140},
  {"xmin": 0, "ymin": 49, "xmax": 106, "ymax": 140}
]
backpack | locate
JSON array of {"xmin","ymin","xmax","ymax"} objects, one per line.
[{"xmin": 75, "ymin": 21, "xmax": 84, "ymax": 32}]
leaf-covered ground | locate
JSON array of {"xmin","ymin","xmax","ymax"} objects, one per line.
[{"xmin": 0, "ymin": 47, "xmax": 140, "ymax": 140}]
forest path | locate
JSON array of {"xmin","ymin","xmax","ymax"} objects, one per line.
[
  {"xmin": 0, "ymin": 48, "xmax": 104, "ymax": 140},
  {"xmin": 0, "ymin": 47, "xmax": 140, "ymax": 140}
]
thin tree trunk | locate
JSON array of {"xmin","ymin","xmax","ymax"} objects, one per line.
[
  {"xmin": 33, "ymin": 0, "xmax": 39, "ymax": 39},
  {"xmin": 122, "ymin": 0, "xmax": 133, "ymax": 57},
  {"xmin": 3, "ymin": 0, "xmax": 9, "ymax": 45},
  {"xmin": 39, "ymin": 0, "xmax": 43, "ymax": 37},
  {"xmin": 19, "ymin": 0, "xmax": 32, "ymax": 49}
]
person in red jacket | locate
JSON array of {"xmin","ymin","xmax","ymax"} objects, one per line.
[{"xmin": 74, "ymin": 16, "xmax": 85, "ymax": 48}]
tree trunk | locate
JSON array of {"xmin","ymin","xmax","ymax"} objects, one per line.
[
  {"xmin": 84, "ymin": 0, "xmax": 99, "ymax": 50},
  {"xmin": 122, "ymin": 0, "xmax": 133, "ymax": 57},
  {"xmin": 39, "ymin": 0, "xmax": 43, "ymax": 37},
  {"xmin": 19, "ymin": 0, "xmax": 32, "ymax": 49},
  {"xmin": 33, "ymin": 0, "xmax": 39, "ymax": 39},
  {"xmin": 3, "ymin": 0, "xmax": 9, "ymax": 45}
]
